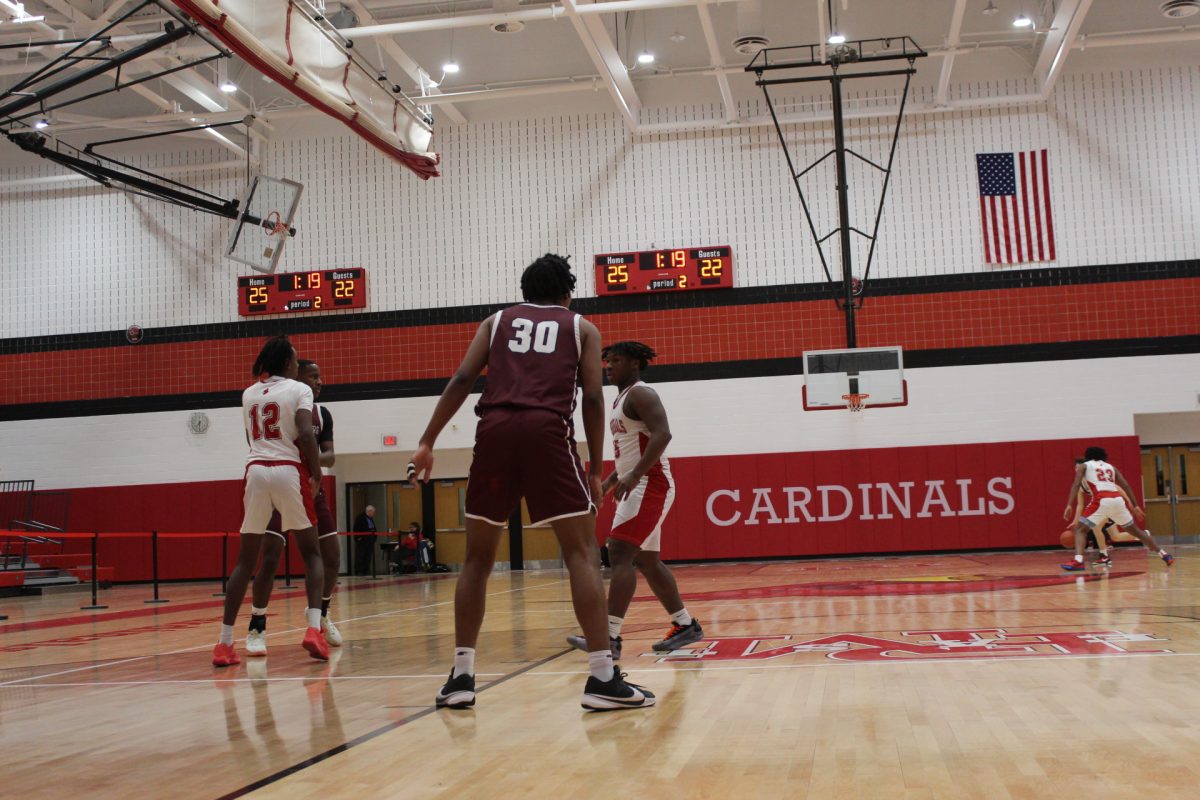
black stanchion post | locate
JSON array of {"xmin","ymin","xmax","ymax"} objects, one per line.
[
  {"xmin": 213, "ymin": 533, "xmax": 228, "ymax": 597},
  {"xmin": 145, "ymin": 530, "xmax": 169, "ymax": 604},
  {"xmin": 80, "ymin": 532, "xmax": 108, "ymax": 610},
  {"xmin": 284, "ymin": 536, "xmax": 292, "ymax": 588},
  {"xmin": 370, "ymin": 532, "xmax": 379, "ymax": 580}
]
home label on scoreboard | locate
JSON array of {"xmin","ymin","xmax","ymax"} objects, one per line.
[
  {"xmin": 594, "ymin": 246, "xmax": 734, "ymax": 296},
  {"xmin": 238, "ymin": 268, "xmax": 367, "ymax": 316}
]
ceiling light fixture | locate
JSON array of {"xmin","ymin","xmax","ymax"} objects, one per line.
[
  {"xmin": 1012, "ymin": 13, "xmax": 1033, "ymax": 27},
  {"xmin": 637, "ymin": 51, "xmax": 655, "ymax": 64},
  {"xmin": 983, "ymin": 0, "xmax": 998, "ymax": 15},
  {"xmin": 827, "ymin": 32, "xmax": 846, "ymax": 44},
  {"xmin": 442, "ymin": 60, "xmax": 460, "ymax": 74},
  {"xmin": 33, "ymin": 118, "xmax": 49, "ymax": 129},
  {"xmin": 219, "ymin": 80, "xmax": 238, "ymax": 93}
]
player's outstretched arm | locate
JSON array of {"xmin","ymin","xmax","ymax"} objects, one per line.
[
  {"xmin": 578, "ymin": 318, "xmax": 605, "ymax": 502},
  {"xmin": 409, "ymin": 317, "xmax": 493, "ymax": 483},
  {"xmin": 295, "ymin": 408, "xmax": 322, "ymax": 495},
  {"xmin": 1064, "ymin": 463, "xmax": 1086, "ymax": 521}
]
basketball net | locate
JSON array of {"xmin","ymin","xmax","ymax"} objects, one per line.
[
  {"xmin": 842, "ymin": 393, "xmax": 869, "ymax": 413},
  {"xmin": 262, "ymin": 211, "xmax": 288, "ymax": 259}
]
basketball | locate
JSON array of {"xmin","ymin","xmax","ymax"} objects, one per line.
[{"xmin": 1059, "ymin": 529, "xmax": 1075, "ymax": 549}]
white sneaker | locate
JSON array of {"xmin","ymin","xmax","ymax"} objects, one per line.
[
  {"xmin": 321, "ymin": 616, "xmax": 343, "ymax": 647},
  {"xmin": 245, "ymin": 629, "xmax": 268, "ymax": 657}
]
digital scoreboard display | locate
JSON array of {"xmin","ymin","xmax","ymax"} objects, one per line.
[
  {"xmin": 237, "ymin": 268, "xmax": 367, "ymax": 316},
  {"xmin": 594, "ymin": 246, "xmax": 734, "ymax": 296}
]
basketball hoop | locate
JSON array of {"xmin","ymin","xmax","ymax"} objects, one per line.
[
  {"xmin": 842, "ymin": 393, "xmax": 870, "ymax": 413},
  {"xmin": 261, "ymin": 210, "xmax": 289, "ymax": 259}
]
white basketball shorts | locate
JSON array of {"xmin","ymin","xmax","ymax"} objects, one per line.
[
  {"xmin": 1080, "ymin": 495, "xmax": 1133, "ymax": 529},
  {"xmin": 241, "ymin": 461, "xmax": 316, "ymax": 534}
]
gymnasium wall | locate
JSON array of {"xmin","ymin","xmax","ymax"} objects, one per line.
[{"xmin": 1, "ymin": 63, "xmax": 1198, "ymax": 576}]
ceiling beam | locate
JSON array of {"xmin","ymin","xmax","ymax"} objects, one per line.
[
  {"xmin": 695, "ymin": 0, "xmax": 736, "ymax": 122},
  {"xmin": 340, "ymin": 0, "xmax": 466, "ymax": 125},
  {"xmin": 1035, "ymin": 0, "xmax": 1093, "ymax": 97},
  {"xmin": 560, "ymin": 0, "xmax": 640, "ymax": 132},
  {"xmin": 934, "ymin": 0, "xmax": 967, "ymax": 106},
  {"xmin": 342, "ymin": 0, "xmax": 745, "ymax": 37}
]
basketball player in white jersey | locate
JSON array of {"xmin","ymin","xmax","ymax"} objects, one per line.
[
  {"xmin": 244, "ymin": 360, "xmax": 343, "ymax": 657},
  {"xmin": 566, "ymin": 341, "xmax": 702, "ymax": 660},
  {"xmin": 1061, "ymin": 445, "xmax": 1173, "ymax": 571},
  {"xmin": 213, "ymin": 336, "xmax": 329, "ymax": 666}
]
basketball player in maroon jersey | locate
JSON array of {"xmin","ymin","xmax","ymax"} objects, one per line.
[
  {"xmin": 409, "ymin": 254, "xmax": 654, "ymax": 711},
  {"xmin": 566, "ymin": 341, "xmax": 702, "ymax": 660},
  {"xmin": 243, "ymin": 360, "xmax": 343, "ymax": 657}
]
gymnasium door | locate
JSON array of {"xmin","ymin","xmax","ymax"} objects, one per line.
[{"xmin": 1141, "ymin": 445, "xmax": 1200, "ymax": 543}]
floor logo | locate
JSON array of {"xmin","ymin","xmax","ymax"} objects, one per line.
[{"xmin": 648, "ymin": 628, "xmax": 1173, "ymax": 662}]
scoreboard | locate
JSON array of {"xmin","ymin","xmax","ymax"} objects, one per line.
[
  {"xmin": 594, "ymin": 245, "xmax": 733, "ymax": 296},
  {"xmin": 238, "ymin": 268, "xmax": 367, "ymax": 316}
]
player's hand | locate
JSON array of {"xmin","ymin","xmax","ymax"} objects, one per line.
[
  {"xmin": 614, "ymin": 473, "xmax": 639, "ymax": 501},
  {"xmin": 310, "ymin": 476, "xmax": 322, "ymax": 496},
  {"xmin": 1133, "ymin": 505, "xmax": 1146, "ymax": 523},
  {"xmin": 588, "ymin": 473, "xmax": 603, "ymax": 504},
  {"xmin": 1063, "ymin": 505, "xmax": 1074, "ymax": 522},
  {"xmin": 408, "ymin": 444, "xmax": 433, "ymax": 485},
  {"xmin": 601, "ymin": 472, "xmax": 618, "ymax": 496}
]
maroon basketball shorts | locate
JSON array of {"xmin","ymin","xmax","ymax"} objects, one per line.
[
  {"xmin": 465, "ymin": 407, "xmax": 594, "ymax": 526},
  {"xmin": 267, "ymin": 489, "xmax": 336, "ymax": 539}
]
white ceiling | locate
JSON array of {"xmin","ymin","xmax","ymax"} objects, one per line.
[{"xmin": 1, "ymin": 0, "xmax": 1198, "ymax": 158}]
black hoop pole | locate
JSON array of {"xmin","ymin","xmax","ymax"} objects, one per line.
[
  {"xmin": 284, "ymin": 536, "xmax": 292, "ymax": 588},
  {"xmin": 80, "ymin": 532, "xmax": 108, "ymax": 610},
  {"xmin": 144, "ymin": 530, "xmax": 169, "ymax": 604},
  {"xmin": 213, "ymin": 533, "xmax": 228, "ymax": 596}
]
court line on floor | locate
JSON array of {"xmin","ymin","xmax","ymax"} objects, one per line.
[
  {"xmin": 0, "ymin": 578, "xmax": 568, "ymax": 688},
  {"xmin": 214, "ymin": 648, "xmax": 575, "ymax": 800}
]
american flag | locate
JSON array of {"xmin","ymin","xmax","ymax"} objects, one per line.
[{"xmin": 976, "ymin": 150, "xmax": 1056, "ymax": 264}]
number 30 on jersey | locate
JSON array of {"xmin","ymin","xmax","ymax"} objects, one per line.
[{"xmin": 508, "ymin": 318, "xmax": 559, "ymax": 354}]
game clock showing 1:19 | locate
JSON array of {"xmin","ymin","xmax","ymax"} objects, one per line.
[
  {"xmin": 594, "ymin": 246, "xmax": 734, "ymax": 296},
  {"xmin": 237, "ymin": 268, "xmax": 367, "ymax": 316}
]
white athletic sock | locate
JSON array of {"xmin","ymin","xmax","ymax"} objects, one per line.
[
  {"xmin": 219, "ymin": 624, "xmax": 235, "ymax": 646},
  {"xmin": 671, "ymin": 608, "xmax": 693, "ymax": 626},
  {"xmin": 452, "ymin": 647, "xmax": 476, "ymax": 678},
  {"xmin": 305, "ymin": 607, "xmax": 321, "ymax": 629},
  {"xmin": 1074, "ymin": 554, "xmax": 1084, "ymax": 563},
  {"xmin": 588, "ymin": 650, "xmax": 615, "ymax": 683},
  {"xmin": 607, "ymin": 615, "xmax": 624, "ymax": 639},
  {"xmin": 250, "ymin": 606, "xmax": 267, "ymax": 617}
]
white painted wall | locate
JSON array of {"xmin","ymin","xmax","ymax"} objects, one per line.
[{"xmin": 1, "ymin": 64, "xmax": 1197, "ymax": 338}]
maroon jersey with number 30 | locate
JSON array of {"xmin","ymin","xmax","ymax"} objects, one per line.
[{"xmin": 476, "ymin": 303, "xmax": 582, "ymax": 420}]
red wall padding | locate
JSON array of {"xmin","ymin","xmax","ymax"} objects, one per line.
[{"xmin": 596, "ymin": 436, "xmax": 1141, "ymax": 560}]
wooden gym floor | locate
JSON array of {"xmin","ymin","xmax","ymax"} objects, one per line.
[{"xmin": 2, "ymin": 548, "xmax": 1199, "ymax": 799}]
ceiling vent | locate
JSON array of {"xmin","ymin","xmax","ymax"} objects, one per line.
[
  {"xmin": 732, "ymin": 0, "xmax": 769, "ymax": 55},
  {"xmin": 733, "ymin": 34, "xmax": 770, "ymax": 55},
  {"xmin": 490, "ymin": 0, "xmax": 526, "ymax": 33},
  {"xmin": 1161, "ymin": 0, "xmax": 1200, "ymax": 18}
]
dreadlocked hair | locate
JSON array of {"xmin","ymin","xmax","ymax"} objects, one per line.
[
  {"xmin": 602, "ymin": 341, "xmax": 657, "ymax": 370},
  {"xmin": 252, "ymin": 335, "xmax": 295, "ymax": 378},
  {"xmin": 520, "ymin": 253, "xmax": 576, "ymax": 303}
]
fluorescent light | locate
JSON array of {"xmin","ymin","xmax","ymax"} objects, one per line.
[
  {"xmin": 442, "ymin": 60, "xmax": 460, "ymax": 74},
  {"xmin": 827, "ymin": 32, "xmax": 847, "ymax": 45},
  {"xmin": 219, "ymin": 80, "xmax": 238, "ymax": 93},
  {"xmin": 1013, "ymin": 14, "xmax": 1033, "ymax": 27},
  {"xmin": 637, "ymin": 51, "xmax": 655, "ymax": 64}
]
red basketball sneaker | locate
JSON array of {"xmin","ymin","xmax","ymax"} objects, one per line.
[
  {"xmin": 302, "ymin": 627, "xmax": 330, "ymax": 661},
  {"xmin": 212, "ymin": 642, "xmax": 241, "ymax": 667}
]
